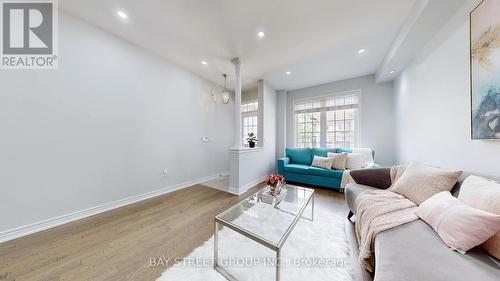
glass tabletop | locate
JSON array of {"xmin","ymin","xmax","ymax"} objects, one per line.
[{"xmin": 215, "ymin": 185, "xmax": 314, "ymax": 247}]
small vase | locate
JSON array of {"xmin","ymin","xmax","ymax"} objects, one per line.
[
  {"xmin": 269, "ymin": 183, "xmax": 281, "ymax": 196},
  {"xmin": 249, "ymin": 142, "xmax": 256, "ymax": 148}
]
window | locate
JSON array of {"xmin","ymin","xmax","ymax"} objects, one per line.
[
  {"xmin": 296, "ymin": 112, "xmax": 321, "ymax": 147},
  {"xmin": 242, "ymin": 101, "xmax": 258, "ymax": 144},
  {"xmin": 295, "ymin": 92, "xmax": 359, "ymax": 148}
]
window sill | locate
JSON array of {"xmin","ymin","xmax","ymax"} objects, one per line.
[{"xmin": 229, "ymin": 146, "xmax": 265, "ymax": 154}]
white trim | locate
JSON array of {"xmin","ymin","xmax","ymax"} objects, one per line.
[
  {"xmin": 292, "ymin": 89, "xmax": 362, "ymax": 147},
  {"xmin": 241, "ymin": 99, "xmax": 259, "ymax": 111},
  {"xmin": 241, "ymin": 111, "xmax": 259, "ymax": 117},
  {"xmin": 292, "ymin": 89, "xmax": 361, "ymax": 104},
  {"xmin": 0, "ymin": 172, "xmax": 229, "ymax": 244},
  {"xmin": 229, "ymin": 147, "xmax": 265, "ymax": 154},
  {"xmin": 228, "ymin": 175, "xmax": 267, "ymax": 195}
]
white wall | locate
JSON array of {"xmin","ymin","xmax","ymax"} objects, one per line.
[
  {"xmin": 229, "ymin": 80, "xmax": 277, "ymax": 194},
  {"xmin": 0, "ymin": 13, "xmax": 234, "ymax": 235},
  {"xmin": 242, "ymin": 88, "xmax": 258, "ymax": 102},
  {"xmin": 284, "ymin": 75, "xmax": 396, "ymax": 166},
  {"xmin": 262, "ymin": 80, "xmax": 278, "ymax": 171},
  {"xmin": 276, "ymin": 90, "xmax": 287, "ymax": 159},
  {"xmin": 394, "ymin": 0, "xmax": 500, "ymax": 180}
]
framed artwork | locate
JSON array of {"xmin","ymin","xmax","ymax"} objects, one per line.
[{"xmin": 470, "ymin": 0, "xmax": 500, "ymax": 140}]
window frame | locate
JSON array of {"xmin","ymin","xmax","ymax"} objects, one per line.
[
  {"xmin": 293, "ymin": 90, "xmax": 362, "ymax": 148},
  {"xmin": 241, "ymin": 100, "xmax": 259, "ymax": 146}
]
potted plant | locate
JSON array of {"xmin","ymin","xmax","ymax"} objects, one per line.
[{"xmin": 246, "ymin": 132, "xmax": 258, "ymax": 148}]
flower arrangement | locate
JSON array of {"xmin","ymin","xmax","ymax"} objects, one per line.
[{"xmin": 265, "ymin": 173, "xmax": 286, "ymax": 196}]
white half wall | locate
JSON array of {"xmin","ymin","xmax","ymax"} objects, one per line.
[
  {"xmin": 394, "ymin": 0, "xmax": 500, "ymax": 180},
  {"xmin": 229, "ymin": 80, "xmax": 277, "ymax": 194},
  {"xmin": 283, "ymin": 75, "xmax": 396, "ymax": 166},
  {"xmin": 0, "ymin": 12, "xmax": 234, "ymax": 237}
]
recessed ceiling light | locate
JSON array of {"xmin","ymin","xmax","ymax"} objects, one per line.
[
  {"xmin": 257, "ymin": 31, "xmax": 265, "ymax": 38},
  {"xmin": 357, "ymin": 48, "xmax": 366, "ymax": 54},
  {"xmin": 390, "ymin": 70, "xmax": 397, "ymax": 74},
  {"xmin": 117, "ymin": 10, "xmax": 128, "ymax": 20},
  {"xmin": 201, "ymin": 60, "xmax": 208, "ymax": 65},
  {"xmin": 285, "ymin": 71, "xmax": 291, "ymax": 75}
]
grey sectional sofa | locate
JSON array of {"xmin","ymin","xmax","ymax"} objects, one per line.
[{"xmin": 345, "ymin": 168, "xmax": 500, "ymax": 281}]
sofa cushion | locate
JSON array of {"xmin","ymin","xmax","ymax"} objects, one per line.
[
  {"xmin": 311, "ymin": 147, "xmax": 337, "ymax": 158},
  {"xmin": 307, "ymin": 166, "xmax": 343, "ymax": 178},
  {"xmin": 389, "ymin": 163, "xmax": 462, "ymax": 205},
  {"xmin": 459, "ymin": 175, "xmax": 500, "ymax": 259},
  {"xmin": 285, "ymin": 147, "xmax": 312, "ymax": 165},
  {"xmin": 418, "ymin": 191, "xmax": 500, "ymax": 253},
  {"xmin": 345, "ymin": 183, "xmax": 377, "ymax": 214},
  {"xmin": 336, "ymin": 147, "xmax": 352, "ymax": 154},
  {"xmin": 327, "ymin": 152, "xmax": 348, "ymax": 170},
  {"xmin": 311, "ymin": 155, "xmax": 333, "ymax": 169},
  {"xmin": 374, "ymin": 219, "xmax": 500, "ymax": 281},
  {"xmin": 350, "ymin": 168, "xmax": 392, "ymax": 189},
  {"xmin": 284, "ymin": 164, "xmax": 310, "ymax": 175},
  {"xmin": 346, "ymin": 153, "xmax": 365, "ymax": 169}
]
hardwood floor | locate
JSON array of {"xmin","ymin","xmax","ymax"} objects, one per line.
[{"xmin": 0, "ymin": 184, "xmax": 361, "ymax": 281}]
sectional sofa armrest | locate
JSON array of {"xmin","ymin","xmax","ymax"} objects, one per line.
[
  {"xmin": 277, "ymin": 157, "xmax": 290, "ymax": 175},
  {"xmin": 349, "ymin": 168, "xmax": 392, "ymax": 190}
]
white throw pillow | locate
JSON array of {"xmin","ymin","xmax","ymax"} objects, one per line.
[
  {"xmin": 327, "ymin": 152, "xmax": 348, "ymax": 170},
  {"xmin": 311, "ymin": 156, "xmax": 333, "ymax": 169},
  {"xmin": 353, "ymin": 148, "xmax": 375, "ymax": 168},
  {"xmin": 345, "ymin": 153, "xmax": 365, "ymax": 169}
]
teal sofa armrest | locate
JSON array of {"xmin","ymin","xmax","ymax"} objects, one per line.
[{"xmin": 277, "ymin": 157, "xmax": 290, "ymax": 175}]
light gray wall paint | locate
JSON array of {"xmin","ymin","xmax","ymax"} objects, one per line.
[
  {"xmin": 276, "ymin": 90, "xmax": 287, "ymax": 159},
  {"xmin": 284, "ymin": 75, "xmax": 396, "ymax": 166},
  {"xmin": 263, "ymin": 80, "xmax": 277, "ymax": 171},
  {"xmin": 242, "ymin": 88, "xmax": 258, "ymax": 102},
  {"xmin": 0, "ymin": 13, "xmax": 234, "ymax": 233},
  {"xmin": 394, "ymin": 1, "xmax": 500, "ymax": 180}
]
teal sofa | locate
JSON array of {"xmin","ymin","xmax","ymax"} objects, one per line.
[{"xmin": 277, "ymin": 147, "xmax": 376, "ymax": 191}]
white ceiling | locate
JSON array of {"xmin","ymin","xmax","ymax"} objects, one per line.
[{"xmin": 61, "ymin": 0, "xmax": 418, "ymax": 91}]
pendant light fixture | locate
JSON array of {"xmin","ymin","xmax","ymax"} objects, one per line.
[{"xmin": 221, "ymin": 74, "xmax": 230, "ymax": 104}]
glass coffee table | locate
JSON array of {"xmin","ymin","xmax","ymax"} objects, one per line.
[{"xmin": 213, "ymin": 185, "xmax": 315, "ymax": 281}]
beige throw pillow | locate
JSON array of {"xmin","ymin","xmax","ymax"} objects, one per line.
[
  {"xmin": 311, "ymin": 156, "xmax": 333, "ymax": 169},
  {"xmin": 389, "ymin": 163, "xmax": 462, "ymax": 205},
  {"xmin": 327, "ymin": 152, "xmax": 348, "ymax": 170},
  {"xmin": 459, "ymin": 175, "xmax": 500, "ymax": 259}
]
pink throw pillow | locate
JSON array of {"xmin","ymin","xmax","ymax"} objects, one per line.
[
  {"xmin": 417, "ymin": 192, "xmax": 500, "ymax": 253},
  {"xmin": 458, "ymin": 175, "xmax": 500, "ymax": 259}
]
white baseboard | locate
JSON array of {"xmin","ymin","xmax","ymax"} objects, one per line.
[
  {"xmin": 228, "ymin": 174, "xmax": 268, "ymax": 195},
  {"xmin": 0, "ymin": 172, "xmax": 229, "ymax": 244}
]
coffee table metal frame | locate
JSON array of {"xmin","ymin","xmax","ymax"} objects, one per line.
[{"xmin": 213, "ymin": 186, "xmax": 315, "ymax": 281}]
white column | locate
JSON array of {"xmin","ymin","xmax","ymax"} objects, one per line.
[
  {"xmin": 231, "ymin": 57, "xmax": 242, "ymax": 148},
  {"xmin": 276, "ymin": 90, "xmax": 287, "ymax": 158}
]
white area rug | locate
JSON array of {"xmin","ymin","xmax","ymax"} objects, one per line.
[{"xmin": 157, "ymin": 203, "xmax": 354, "ymax": 281}]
